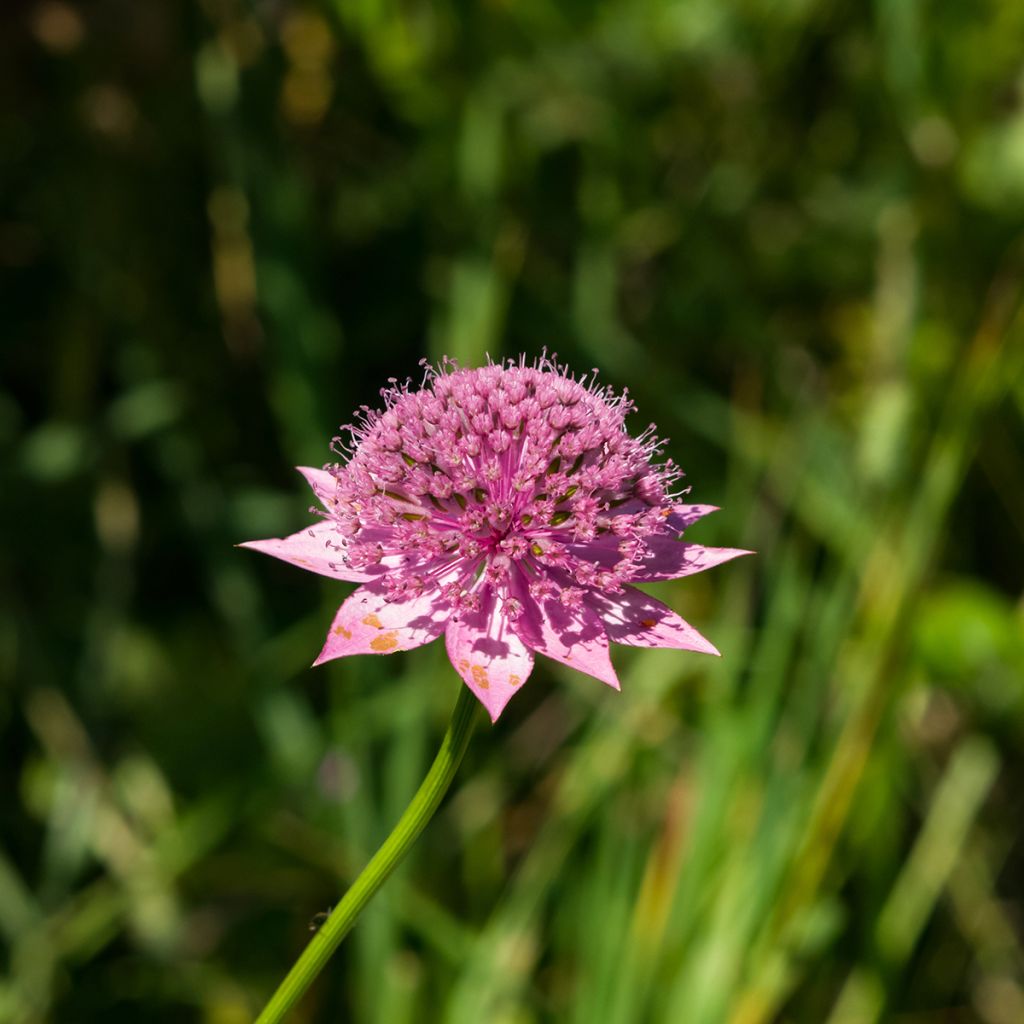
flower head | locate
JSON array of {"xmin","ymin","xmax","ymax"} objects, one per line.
[{"xmin": 242, "ymin": 357, "xmax": 749, "ymax": 721}]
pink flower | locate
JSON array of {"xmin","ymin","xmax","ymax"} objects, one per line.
[{"xmin": 241, "ymin": 358, "xmax": 750, "ymax": 721}]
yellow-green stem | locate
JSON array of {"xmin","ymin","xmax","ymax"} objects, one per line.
[{"xmin": 254, "ymin": 684, "xmax": 478, "ymax": 1023}]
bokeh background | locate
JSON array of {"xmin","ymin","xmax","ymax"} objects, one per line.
[{"xmin": 2, "ymin": 1, "xmax": 1023, "ymax": 1021}]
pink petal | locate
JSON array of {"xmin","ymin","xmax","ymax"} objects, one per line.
[
  {"xmin": 665, "ymin": 503, "xmax": 720, "ymax": 532},
  {"xmin": 597, "ymin": 501, "xmax": 718, "ymax": 533},
  {"xmin": 509, "ymin": 570, "xmax": 620, "ymax": 691},
  {"xmin": 239, "ymin": 521, "xmax": 372, "ymax": 582},
  {"xmin": 297, "ymin": 466, "xmax": 339, "ymax": 510},
  {"xmin": 315, "ymin": 581, "xmax": 452, "ymax": 665},
  {"xmin": 629, "ymin": 539, "xmax": 753, "ymax": 582},
  {"xmin": 587, "ymin": 586, "xmax": 720, "ymax": 655},
  {"xmin": 562, "ymin": 537, "xmax": 629, "ymax": 571},
  {"xmin": 445, "ymin": 587, "xmax": 535, "ymax": 722}
]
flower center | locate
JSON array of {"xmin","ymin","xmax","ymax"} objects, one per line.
[{"xmin": 324, "ymin": 360, "xmax": 685, "ymax": 605}]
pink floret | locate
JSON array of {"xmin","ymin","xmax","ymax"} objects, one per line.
[{"xmin": 241, "ymin": 356, "xmax": 750, "ymax": 721}]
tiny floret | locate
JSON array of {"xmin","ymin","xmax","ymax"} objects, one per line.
[{"xmin": 241, "ymin": 356, "xmax": 749, "ymax": 721}]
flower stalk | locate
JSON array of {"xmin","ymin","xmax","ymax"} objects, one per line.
[{"xmin": 254, "ymin": 684, "xmax": 478, "ymax": 1024}]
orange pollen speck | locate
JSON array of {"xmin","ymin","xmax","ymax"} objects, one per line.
[
  {"xmin": 509, "ymin": 674, "xmax": 521, "ymax": 688},
  {"xmin": 362, "ymin": 614, "xmax": 384, "ymax": 629},
  {"xmin": 471, "ymin": 664, "xmax": 489, "ymax": 689},
  {"xmin": 641, "ymin": 618, "xmax": 657, "ymax": 628},
  {"xmin": 333, "ymin": 624, "xmax": 352, "ymax": 638},
  {"xmin": 370, "ymin": 631, "xmax": 399, "ymax": 652}
]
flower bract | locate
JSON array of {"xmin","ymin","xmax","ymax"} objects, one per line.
[{"xmin": 242, "ymin": 358, "xmax": 749, "ymax": 720}]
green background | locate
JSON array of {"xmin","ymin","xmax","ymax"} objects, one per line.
[{"xmin": 2, "ymin": 1, "xmax": 1023, "ymax": 1021}]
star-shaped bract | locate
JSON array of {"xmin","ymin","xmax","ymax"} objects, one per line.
[{"xmin": 242, "ymin": 358, "xmax": 749, "ymax": 721}]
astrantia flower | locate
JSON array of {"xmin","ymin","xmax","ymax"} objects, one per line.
[{"xmin": 242, "ymin": 357, "xmax": 748, "ymax": 721}]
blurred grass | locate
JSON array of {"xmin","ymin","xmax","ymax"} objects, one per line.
[{"xmin": 2, "ymin": 1, "xmax": 1023, "ymax": 1022}]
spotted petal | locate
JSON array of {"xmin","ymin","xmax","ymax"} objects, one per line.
[
  {"xmin": 446, "ymin": 586, "xmax": 535, "ymax": 722},
  {"xmin": 665, "ymin": 503, "xmax": 721, "ymax": 533},
  {"xmin": 630, "ymin": 539, "xmax": 753, "ymax": 582},
  {"xmin": 587, "ymin": 586, "xmax": 719, "ymax": 655},
  {"xmin": 315, "ymin": 580, "xmax": 452, "ymax": 665},
  {"xmin": 239, "ymin": 520, "xmax": 372, "ymax": 582},
  {"xmin": 510, "ymin": 570, "xmax": 620, "ymax": 690}
]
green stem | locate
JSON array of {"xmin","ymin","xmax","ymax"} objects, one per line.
[{"xmin": 255, "ymin": 684, "xmax": 478, "ymax": 1023}]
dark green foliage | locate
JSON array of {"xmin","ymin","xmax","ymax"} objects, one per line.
[{"xmin": 1, "ymin": 1, "xmax": 1022, "ymax": 1021}]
